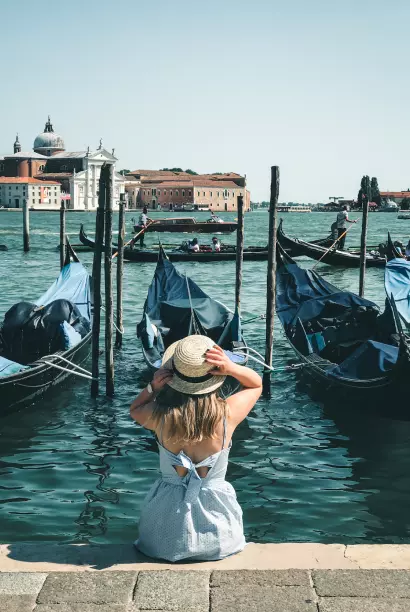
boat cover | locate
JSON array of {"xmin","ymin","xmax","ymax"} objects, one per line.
[
  {"xmin": 277, "ymin": 251, "xmax": 402, "ymax": 382},
  {"xmin": 385, "ymin": 258, "xmax": 410, "ymax": 328},
  {"xmin": 138, "ymin": 248, "xmax": 238, "ymax": 358},
  {"xmin": 328, "ymin": 340, "xmax": 398, "ymax": 380},
  {"xmin": 276, "ymin": 259, "xmax": 378, "ymax": 329},
  {"xmin": 35, "ymin": 262, "xmax": 92, "ymax": 321},
  {"xmin": 0, "ymin": 356, "xmax": 28, "ymax": 378}
]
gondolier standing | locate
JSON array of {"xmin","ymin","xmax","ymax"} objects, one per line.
[{"xmin": 336, "ymin": 206, "xmax": 357, "ymax": 249}]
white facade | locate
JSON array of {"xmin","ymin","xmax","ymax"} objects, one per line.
[
  {"xmin": 0, "ymin": 180, "xmax": 61, "ymax": 209},
  {"xmin": 68, "ymin": 149, "xmax": 126, "ymax": 210}
]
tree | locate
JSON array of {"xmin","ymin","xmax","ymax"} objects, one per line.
[
  {"xmin": 119, "ymin": 169, "xmax": 130, "ymax": 175},
  {"xmin": 371, "ymin": 177, "xmax": 381, "ymax": 206},
  {"xmin": 185, "ymin": 169, "xmax": 198, "ymax": 175},
  {"xmin": 357, "ymin": 176, "xmax": 368, "ymax": 209},
  {"xmin": 160, "ymin": 167, "xmax": 184, "ymax": 173},
  {"xmin": 401, "ymin": 198, "xmax": 410, "ymax": 211}
]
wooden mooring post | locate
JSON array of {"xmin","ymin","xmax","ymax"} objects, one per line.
[
  {"xmin": 235, "ymin": 195, "xmax": 244, "ymax": 313},
  {"xmin": 105, "ymin": 165, "xmax": 115, "ymax": 396},
  {"xmin": 60, "ymin": 200, "xmax": 66, "ymax": 269},
  {"xmin": 91, "ymin": 165, "xmax": 107, "ymax": 397},
  {"xmin": 115, "ymin": 198, "xmax": 125, "ymax": 349},
  {"xmin": 359, "ymin": 175, "xmax": 370, "ymax": 298},
  {"xmin": 23, "ymin": 199, "xmax": 30, "ymax": 252},
  {"xmin": 262, "ymin": 166, "xmax": 280, "ymax": 398}
]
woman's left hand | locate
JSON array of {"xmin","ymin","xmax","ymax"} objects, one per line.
[{"xmin": 205, "ymin": 345, "xmax": 233, "ymax": 376}]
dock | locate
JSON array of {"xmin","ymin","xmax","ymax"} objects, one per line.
[{"xmin": 2, "ymin": 543, "xmax": 410, "ymax": 611}]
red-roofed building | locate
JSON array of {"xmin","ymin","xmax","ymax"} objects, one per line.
[
  {"xmin": 126, "ymin": 170, "xmax": 250, "ymax": 211},
  {"xmin": 380, "ymin": 191, "xmax": 410, "ymax": 204},
  {"xmin": 0, "ymin": 177, "xmax": 61, "ymax": 209}
]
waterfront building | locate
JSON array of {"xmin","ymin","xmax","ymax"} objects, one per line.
[
  {"xmin": 125, "ymin": 170, "xmax": 250, "ymax": 211},
  {"xmin": 0, "ymin": 118, "xmax": 125, "ymax": 210},
  {"xmin": 0, "ymin": 177, "xmax": 61, "ymax": 209},
  {"xmin": 380, "ymin": 191, "xmax": 410, "ymax": 205}
]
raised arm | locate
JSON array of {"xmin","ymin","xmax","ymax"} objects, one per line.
[
  {"xmin": 206, "ymin": 346, "xmax": 262, "ymax": 426},
  {"xmin": 130, "ymin": 368, "xmax": 173, "ymax": 429}
]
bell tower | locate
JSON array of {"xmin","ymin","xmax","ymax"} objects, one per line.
[{"xmin": 13, "ymin": 133, "xmax": 21, "ymax": 154}]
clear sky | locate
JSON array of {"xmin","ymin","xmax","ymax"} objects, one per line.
[{"xmin": 1, "ymin": 0, "xmax": 409, "ymax": 202}]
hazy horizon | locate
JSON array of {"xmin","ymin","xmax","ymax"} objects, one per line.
[{"xmin": 1, "ymin": 0, "xmax": 409, "ymax": 202}]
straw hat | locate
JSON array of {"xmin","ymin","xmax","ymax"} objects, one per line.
[{"xmin": 161, "ymin": 335, "xmax": 226, "ymax": 395}]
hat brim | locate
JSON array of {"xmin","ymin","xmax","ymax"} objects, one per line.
[{"xmin": 161, "ymin": 340, "xmax": 226, "ymax": 396}]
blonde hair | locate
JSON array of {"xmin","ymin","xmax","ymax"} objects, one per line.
[{"xmin": 152, "ymin": 386, "xmax": 228, "ymax": 443}]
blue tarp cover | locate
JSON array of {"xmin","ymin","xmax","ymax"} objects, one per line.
[
  {"xmin": 0, "ymin": 356, "xmax": 28, "ymax": 377},
  {"xmin": 385, "ymin": 258, "xmax": 410, "ymax": 327},
  {"xmin": 328, "ymin": 340, "xmax": 398, "ymax": 380},
  {"xmin": 35, "ymin": 262, "xmax": 91, "ymax": 321}
]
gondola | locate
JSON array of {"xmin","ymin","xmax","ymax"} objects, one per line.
[
  {"xmin": 385, "ymin": 236, "xmax": 410, "ymax": 330},
  {"xmin": 137, "ymin": 246, "xmax": 249, "ymax": 397},
  {"xmin": 277, "ymin": 219, "xmax": 334, "ymax": 257},
  {"xmin": 133, "ymin": 216, "xmax": 238, "ymax": 234},
  {"xmin": 0, "ymin": 241, "xmax": 92, "ymax": 412},
  {"xmin": 0, "ymin": 245, "xmax": 7, "ymax": 252},
  {"xmin": 80, "ymin": 225, "xmax": 269, "ymax": 262},
  {"xmin": 79, "ymin": 224, "xmax": 118, "ymax": 254},
  {"xmin": 275, "ymin": 244, "xmax": 410, "ymax": 404},
  {"xmin": 277, "ymin": 219, "xmax": 386, "ymax": 267}
]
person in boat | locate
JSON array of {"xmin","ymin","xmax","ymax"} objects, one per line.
[
  {"xmin": 138, "ymin": 206, "xmax": 151, "ymax": 247},
  {"xmin": 188, "ymin": 237, "xmax": 200, "ymax": 252},
  {"xmin": 130, "ymin": 335, "xmax": 262, "ymax": 561},
  {"xmin": 211, "ymin": 236, "xmax": 221, "ymax": 252},
  {"xmin": 209, "ymin": 213, "xmax": 224, "ymax": 223},
  {"xmin": 335, "ymin": 206, "xmax": 357, "ymax": 250}
]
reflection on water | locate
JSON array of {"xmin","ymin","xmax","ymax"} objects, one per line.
[{"xmin": 1, "ymin": 210, "xmax": 410, "ymax": 544}]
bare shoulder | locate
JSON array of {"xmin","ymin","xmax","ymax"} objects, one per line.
[
  {"xmin": 226, "ymin": 386, "xmax": 262, "ymax": 427},
  {"xmin": 130, "ymin": 401, "xmax": 156, "ymax": 431}
]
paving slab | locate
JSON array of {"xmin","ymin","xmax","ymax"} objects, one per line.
[
  {"xmin": 37, "ymin": 571, "xmax": 137, "ymax": 604},
  {"xmin": 313, "ymin": 569, "xmax": 410, "ymax": 597},
  {"xmin": 210, "ymin": 585, "xmax": 317, "ymax": 612},
  {"xmin": 34, "ymin": 606, "xmax": 128, "ymax": 612},
  {"xmin": 0, "ymin": 572, "xmax": 47, "ymax": 595},
  {"xmin": 347, "ymin": 545, "xmax": 410, "ymax": 569},
  {"xmin": 318, "ymin": 598, "xmax": 410, "ymax": 612},
  {"xmin": 211, "ymin": 569, "xmax": 310, "ymax": 586},
  {"xmin": 133, "ymin": 570, "xmax": 210, "ymax": 611},
  {"xmin": 0, "ymin": 594, "xmax": 38, "ymax": 612}
]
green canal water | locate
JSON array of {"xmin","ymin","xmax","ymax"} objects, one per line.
[{"xmin": 1, "ymin": 210, "xmax": 410, "ymax": 546}]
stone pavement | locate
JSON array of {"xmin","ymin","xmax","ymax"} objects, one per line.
[{"xmin": 2, "ymin": 569, "xmax": 410, "ymax": 612}]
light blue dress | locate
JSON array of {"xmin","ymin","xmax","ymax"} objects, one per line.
[{"xmin": 136, "ymin": 417, "xmax": 246, "ymax": 562}]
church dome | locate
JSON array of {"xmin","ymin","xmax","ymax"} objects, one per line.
[{"xmin": 33, "ymin": 116, "xmax": 65, "ymax": 155}]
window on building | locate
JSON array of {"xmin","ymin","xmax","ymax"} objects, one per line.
[
  {"xmin": 203, "ymin": 192, "xmax": 205, "ymax": 196},
  {"xmin": 170, "ymin": 190, "xmax": 173, "ymax": 196},
  {"xmin": 9, "ymin": 199, "xmax": 11, "ymax": 204},
  {"xmin": 54, "ymin": 199, "xmax": 57, "ymax": 203},
  {"xmin": 217, "ymin": 191, "xmax": 219, "ymax": 197},
  {"xmin": 158, "ymin": 190, "xmax": 161, "ymax": 195},
  {"xmin": 176, "ymin": 190, "xmax": 179, "ymax": 196},
  {"xmin": 189, "ymin": 190, "xmax": 192, "ymax": 196},
  {"xmin": 182, "ymin": 190, "xmax": 185, "ymax": 196},
  {"xmin": 0, "ymin": 163, "xmax": 4, "ymax": 171},
  {"xmin": 210, "ymin": 192, "xmax": 212, "ymax": 197},
  {"xmin": 164, "ymin": 190, "xmax": 167, "ymax": 195},
  {"xmin": 39, "ymin": 165, "xmax": 45, "ymax": 171},
  {"xmin": 38, "ymin": 199, "xmax": 41, "ymax": 203}
]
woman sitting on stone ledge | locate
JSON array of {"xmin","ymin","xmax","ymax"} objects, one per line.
[{"xmin": 130, "ymin": 335, "xmax": 262, "ymax": 562}]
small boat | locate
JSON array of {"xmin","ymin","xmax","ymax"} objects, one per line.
[
  {"xmin": 0, "ymin": 245, "xmax": 7, "ymax": 252},
  {"xmin": 277, "ymin": 204, "xmax": 312, "ymax": 213},
  {"xmin": 137, "ymin": 247, "xmax": 248, "ymax": 396},
  {"xmin": 133, "ymin": 216, "xmax": 238, "ymax": 234},
  {"xmin": 79, "ymin": 224, "xmax": 118, "ymax": 254},
  {"xmin": 377, "ymin": 199, "xmax": 399, "ymax": 212},
  {"xmin": 278, "ymin": 219, "xmax": 386, "ymax": 268},
  {"xmin": 277, "ymin": 219, "xmax": 334, "ymax": 257},
  {"xmin": 397, "ymin": 213, "xmax": 410, "ymax": 220},
  {"xmin": 0, "ymin": 241, "xmax": 92, "ymax": 412},
  {"xmin": 276, "ymin": 244, "xmax": 410, "ymax": 404},
  {"xmin": 80, "ymin": 225, "xmax": 269, "ymax": 262}
]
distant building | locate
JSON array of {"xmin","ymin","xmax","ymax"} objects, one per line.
[
  {"xmin": 125, "ymin": 170, "xmax": 250, "ymax": 211},
  {"xmin": 0, "ymin": 118, "xmax": 125, "ymax": 210},
  {"xmin": 0, "ymin": 177, "xmax": 61, "ymax": 209},
  {"xmin": 380, "ymin": 191, "xmax": 410, "ymax": 204}
]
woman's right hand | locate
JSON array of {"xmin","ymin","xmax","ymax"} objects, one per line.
[
  {"xmin": 205, "ymin": 345, "xmax": 234, "ymax": 376},
  {"xmin": 152, "ymin": 368, "xmax": 173, "ymax": 392}
]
